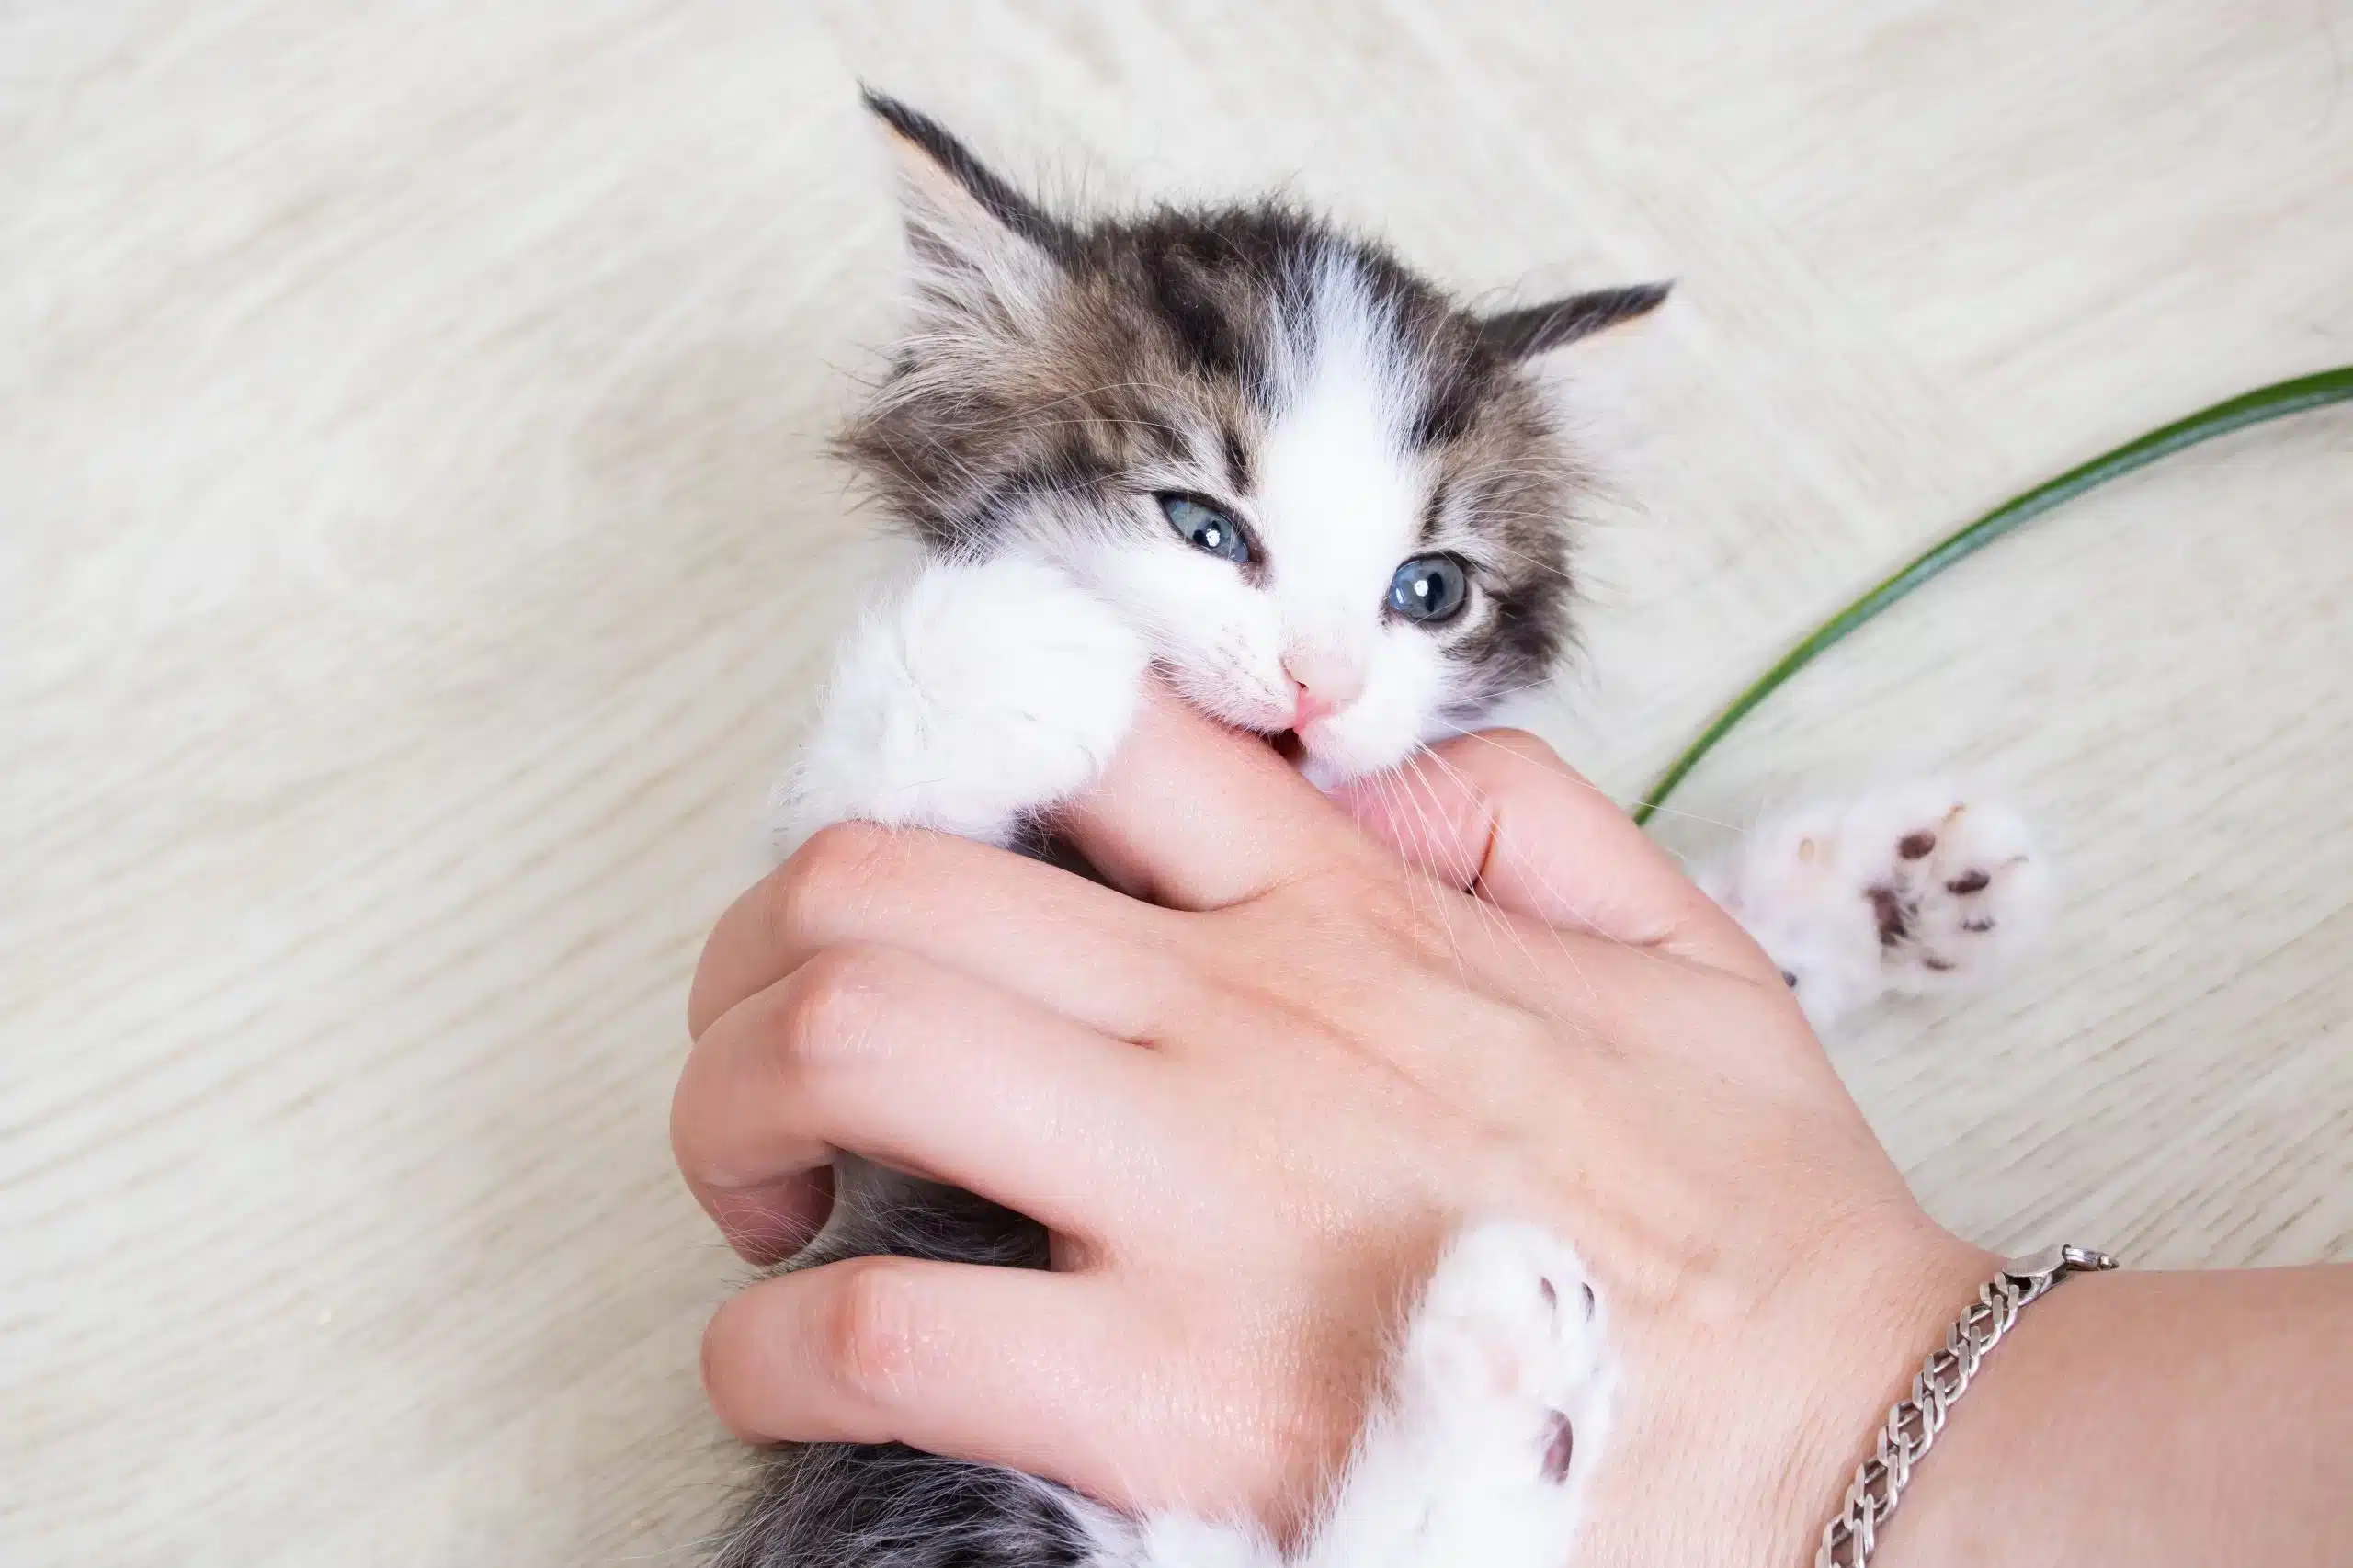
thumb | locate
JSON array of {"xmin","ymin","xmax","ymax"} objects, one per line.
[{"xmin": 1328, "ymin": 731, "xmax": 1764, "ymax": 975}]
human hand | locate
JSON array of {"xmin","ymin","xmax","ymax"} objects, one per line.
[{"xmin": 675, "ymin": 691, "xmax": 1993, "ymax": 1563}]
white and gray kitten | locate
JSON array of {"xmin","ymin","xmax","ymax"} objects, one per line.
[{"xmin": 710, "ymin": 93, "xmax": 2054, "ymax": 1568}]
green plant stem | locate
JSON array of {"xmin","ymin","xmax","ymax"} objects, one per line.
[{"xmin": 1632, "ymin": 366, "xmax": 2353, "ymax": 826}]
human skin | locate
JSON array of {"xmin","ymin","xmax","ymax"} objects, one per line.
[{"xmin": 675, "ymin": 691, "xmax": 2352, "ymax": 1565}]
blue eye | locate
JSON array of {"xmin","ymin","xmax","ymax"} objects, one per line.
[
  {"xmin": 1158, "ymin": 494, "xmax": 1251, "ymax": 564},
  {"xmin": 1389, "ymin": 554, "xmax": 1470, "ymax": 623}
]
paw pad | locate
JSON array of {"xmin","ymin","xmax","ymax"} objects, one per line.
[
  {"xmin": 1541, "ymin": 1409, "xmax": 1576, "ymax": 1483},
  {"xmin": 1698, "ymin": 786, "xmax": 2055, "ymax": 1028}
]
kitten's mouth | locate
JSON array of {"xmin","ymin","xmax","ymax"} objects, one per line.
[{"xmin": 1271, "ymin": 728, "xmax": 1350, "ymax": 792}]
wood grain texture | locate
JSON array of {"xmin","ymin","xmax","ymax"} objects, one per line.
[{"xmin": 4, "ymin": 3, "xmax": 2347, "ymax": 1562}]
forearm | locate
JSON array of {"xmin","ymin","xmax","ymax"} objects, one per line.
[{"xmin": 1877, "ymin": 1265, "xmax": 2353, "ymax": 1566}]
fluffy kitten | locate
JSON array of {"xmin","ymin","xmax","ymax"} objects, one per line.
[{"xmin": 711, "ymin": 93, "xmax": 2052, "ymax": 1568}]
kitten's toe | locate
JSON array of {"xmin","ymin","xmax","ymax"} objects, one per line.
[
  {"xmin": 1693, "ymin": 801, "xmax": 1884, "ymax": 1029},
  {"xmin": 1882, "ymin": 799, "xmax": 2056, "ymax": 996},
  {"xmin": 1402, "ymin": 1220, "xmax": 1608, "ymax": 1465}
]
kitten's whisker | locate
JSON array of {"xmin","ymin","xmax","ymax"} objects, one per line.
[
  {"xmin": 1359, "ymin": 768, "xmax": 1454, "ymax": 978},
  {"xmin": 1408, "ymin": 744, "xmax": 1631, "ymax": 1013},
  {"xmin": 1377, "ymin": 762, "xmax": 1487, "ymax": 989},
  {"xmin": 1390, "ymin": 745, "xmax": 1593, "ymax": 1020}
]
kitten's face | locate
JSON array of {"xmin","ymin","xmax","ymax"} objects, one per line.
[{"xmin": 840, "ymin": 95, "xmax": 1665, "ymax": 783}]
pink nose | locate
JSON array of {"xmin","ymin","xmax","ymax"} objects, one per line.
[
  {"xmin": 1283, "ymin": 651, "xmax": 1364, "ymax": 729},
  {"xmin": 1292, "ymin": 683, "xmax": 1339, "ymax": 729}
]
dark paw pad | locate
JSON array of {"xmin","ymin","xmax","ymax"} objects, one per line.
[
  {"xmin": 1867, "ymin": 884, "xmax": 1914, "ymax": 947},
  {"xmin": 1541, "ymin": 1409, "xmax": 1575, "ymax": 1483}
]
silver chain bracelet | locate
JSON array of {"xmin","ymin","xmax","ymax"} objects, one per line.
[{"xmin": 1814, "ymin": 1244, "xmax": 2117, "ymax": 1567}]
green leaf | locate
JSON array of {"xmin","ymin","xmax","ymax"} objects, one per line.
[{"xmin": 1632, "ymin": 366, "xmax": 2353, "ymax": 826}]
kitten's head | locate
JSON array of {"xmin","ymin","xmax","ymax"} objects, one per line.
[{"xmin": 840, "ymin": 91, "xmax": 1665, "ymax": 782}]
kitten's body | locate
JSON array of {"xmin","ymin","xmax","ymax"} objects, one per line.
[{"xmin": 710, "ymin": 94, "xmax": 2053, "ymax": 1568}]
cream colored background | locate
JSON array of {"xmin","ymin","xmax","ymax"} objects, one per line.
[{"xmin": 6, "ymin": 3, "xmax": 2348, "ymax": 1564}]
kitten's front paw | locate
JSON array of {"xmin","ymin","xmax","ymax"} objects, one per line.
[
  {"xmin": 1699, "ymin": 784, "xmax": 2056, "ymax": 1029},
  {"xmin": 1401, "ymin": 1221, "xmax": 1608, "ymax": 1483},
  {"xmin": 767, "ymin": 555, "xmax": 1149, "ymax": 858}
]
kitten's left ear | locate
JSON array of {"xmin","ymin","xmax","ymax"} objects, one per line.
[
  {"xmin": 860, "ymin": 88, "xmax": 1072, "ymax": 314},
  {"xmin": 1475, "ymin": 282, "xmax": 1673, "ymax": 360}
]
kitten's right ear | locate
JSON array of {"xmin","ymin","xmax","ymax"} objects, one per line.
[
  {"xmin": 1475, "ymin": 282, "xmax": 1673, "ymax": 360},
  {"xmin": 860, "ymin": 89, "xmax": 1070, "ymax": 309}
]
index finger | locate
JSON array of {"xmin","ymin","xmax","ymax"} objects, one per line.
[{"xmin": 687, "ymin": 820, "xmax": 1175, "ymax": 1042}]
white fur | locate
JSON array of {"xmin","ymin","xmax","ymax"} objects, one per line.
[
  {"xmin": 1249, "ymin": 256, "xmax": 1448, "ymax": 778},
  {"xmin": 766, "ymin": 554, "xmax": 1147, "ymax": 856},
  {"xmin": 1694, "ymin": 784, "xmax": 2057, "ymax": 1031},
  {"xmin": 1097, "ymin": 1221, "xmax": 1613, "ymax": 1568}
]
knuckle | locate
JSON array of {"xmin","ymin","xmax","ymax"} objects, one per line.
[
  {"xmin": 775, "ymin": 945, "xmax": 900, "ymax": 1069},
  {"xmin": 1318, "ymin": 869, "xmax": 1447, "ymax": 956},
  {"xmin": 765, "ymin": 821, "xmax": 902, "ymax": 943},
  {"xmin": 1364, "ymin": 879, "xmax": 1440, "ymax": 942},
  {"xmin": 823, "ymin": 1258, "xmax": 924, "ymax": 1407},
  {"xmin": 1255, "ymin": 868, "xmax": 1445, "ymax": 971}
]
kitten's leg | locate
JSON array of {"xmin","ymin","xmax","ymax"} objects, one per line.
[
  {"xmin": 1293, "ymin": 1221, "xmax": 1611, "ymax": 1568},
  {"xmin": 766, "ymin": 553, "xmax": 1151, "ymax": 859},
  {"xmin": 1694, "ymin": 784, "xmax": 2056, "ymax": 1031}
]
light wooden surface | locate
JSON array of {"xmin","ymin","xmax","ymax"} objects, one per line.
[{"xmin": 6, "ymin": 4, "xmax": 2348, "ymax": 1563}]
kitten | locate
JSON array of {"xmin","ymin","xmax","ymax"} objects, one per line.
[{"xmin": 710, "ymin": 93, "xmax": 2053, "ymax": 1568}]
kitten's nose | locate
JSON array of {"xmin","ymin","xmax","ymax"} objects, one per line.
[{"xmin": 1283, "ymin": 649, "xmax": 1364, "ymax": 728}]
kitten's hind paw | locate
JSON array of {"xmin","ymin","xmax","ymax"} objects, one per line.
[{"xmin": 1698, "ymin": 784, "xmax": 2056, "ymax": 1030}]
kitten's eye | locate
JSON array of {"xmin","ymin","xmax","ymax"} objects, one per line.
[
  {"xmin": 1389, "ymin": 554, "xmax": 1470, "ymax": 624},
  {"xmin": 1158, "ymin": 494, "xmax": 1251, "ymax": 564}
]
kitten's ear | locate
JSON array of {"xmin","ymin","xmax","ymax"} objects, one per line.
[
  {"xmin": 1475, "ymin": 282, "xmax": 1673, "ymax": 360},
  {"xmin": 861, "ymin": 88, "xmax": 1069, "ymax": 311}
]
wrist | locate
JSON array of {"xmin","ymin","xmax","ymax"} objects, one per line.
[
  {"xmin": 1763, "ymin": 1230, "xmax": 2004, "ymax": 1566},
  {"xmin": 1864, "ymin": 1264, "xmax": 2353, "ymax": 1567},
  {"xmin": 1575, "ymin": 1221, "xmax": 1997, "ymax": 1568},
  {"xmin": 1809, "ymin": 1244, "xmax": 2119, "ymax": 1566}
]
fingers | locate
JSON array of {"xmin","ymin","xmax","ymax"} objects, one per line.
[
  {"xmin": 1327, "ymin": 730, "xmax": 1765, "ymax": 975},
  {"xmin": 1056, "ymin": 688, "xmax": 1387, "ymax": 912},
  {"xmin": 688, "ymin": 819, "xmax": 1181, "ymax": 1044},
  {"xmin": 676, "ymin": 944, "xmax": 1166, "ymax": 1261},
  {"xmin": 702, "ymin": 1255, "xmax": 1154, "ymax": 1497}
]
